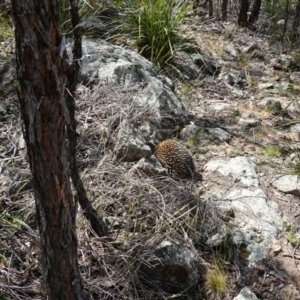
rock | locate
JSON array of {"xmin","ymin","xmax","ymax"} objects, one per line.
[
  {"xmin": 278, "ymin": 285, "xmax": 300, "ymax": 300},
  {"xmin": 207, "ymin": 127, "xmax": 231, "ymax": 142},
  {"xmin": 139, "ymin": 239, "xmax": 199, "ymax": 292},
  {"xmin": 225, "ymin": 69, "xmax": 247, "ymax": 87},
  {"xmin": 206, "ymin": 224, "xmax": 229, "ymax": 247},
  {"xmin": 233, "ymin": 287, "xmax": 258, "ymax": 300},
  {"xmin": 240, "ymin": 42, "xmax": 260, "ymax": 54},
  {"xmin": 180, "ymin": 123, "xmax": 200, "ymax": 140},
  {"xmin": 270, "ymin": 55, "xmax": 300, "ymax": 71},
  {"xmin": 205, "ymin": 157, "xmax": 282, "ymax": 267},
  {"xmin": 131, "ymin": 156, "xmax": 168, "ymax": 176},
  {"xmin": 75, "ymin": 39, "xmax": 187, "ymax": 161},
  {"xmin": 0, "ymin": 167, "xmax": 32, "ymax": 196},
  {"xmin": 237, "ymin": 117, "xmax": 261, "ymax": 128},
  {"xmin": 271, "ymin": 175, "xmax": 300, "ymax": 196},
  {"xmin": 290, "ymin": 124, "xmax": 300, "ymax": 132},
  {"xmin": 265, "ymin": 99, "xmax": 282, "ymax": 115},
  {"xmin": 225, "ymin": 44, "xmax": 240, "ymax": 58},
  {"xmin": 205, "ymin": 156, "xmax": 259, "ymax": 187},
  {"xmin": 290, "ymin": 72, "xmax": 300, "ymax": 83},
  {"xmin": 170, "ymin": 51, "xmax": 220, "ymax": 80},
  {"xmin": 115, "ymin": 127, "xmax": 152, "ymax": 161}
]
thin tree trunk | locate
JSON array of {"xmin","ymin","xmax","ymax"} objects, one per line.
[
  {"xmin": 208, "ymin": 0, "xmax": 213, "ymax": 16},
  {"xmin": 65, "ymin": 1, "xmax": 108, "ymax": 237},
  {"xmin": 238, "ymin": 0, "xmax": 249, "ymax": 27},
  {"xmin": 248, "ymin": 0, "xmax": 261, "ymax": 23},
  {"xmin": 291, "ymin": 0, "xmax": 300, "ymax": 43},
  {"xmin": 222, "ymin": 0, "xmax": 228, "ymax": 20},
  {"xmin": 10, "ymin": 1, "xmax": 86, "ymax": 299}
]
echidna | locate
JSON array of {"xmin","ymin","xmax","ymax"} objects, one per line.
[{"xmin": 153, "ymin": 139, "xmax": 196, "ymax": 179}]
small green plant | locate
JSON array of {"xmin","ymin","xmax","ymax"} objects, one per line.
[
  {"xmin": 0, "ymin": 5, "xmax": 13, "ymax": 42},
  {"xmin": 263, "ymin": 145, "xmax": 280, "ymax": 157},
  {"xmin": 204, "ymin": 266, "xmax": 229, "ymax": 300},
  {"xmin": 118, "ymin": 0, "xmax": 190, "ymax": 68},
  {"xmin": 186, "ymin": 138, "xmax": 195, "ymax": 147},
  {"xmin": 285, "ymin": 224, "xmax": 300, "ymax": 245}
]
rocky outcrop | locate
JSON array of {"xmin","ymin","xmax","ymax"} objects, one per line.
[{"xmin": 75, "ymin": 39, "xmax": 187, "ymax": 161}]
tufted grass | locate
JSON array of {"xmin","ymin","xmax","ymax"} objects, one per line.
[
  {"xmin": 118, "ymin": 0, "xmax": 190, "ymax": 68},
  {"xmin": 204, "ymin": 266, "xmax": 229, "ymax": 300},
  {"xmin": 0, "ymin": 5, "xmax": 13, "ymax": 42}
]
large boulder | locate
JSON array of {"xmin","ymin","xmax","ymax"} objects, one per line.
[{"xmin": 74, "ymin": 39, "xmax": 187, "ymax": 161}]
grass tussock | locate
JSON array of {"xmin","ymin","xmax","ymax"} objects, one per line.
[
  {"xmin": 204, "ymin": 266, "xmax": 229, "ymax": 300},
  {"xmin": 117, "ymin": 0, "xmax": 191, "ymax": 68}
]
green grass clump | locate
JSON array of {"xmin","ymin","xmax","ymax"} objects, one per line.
[
  {"xmin": 263, "ymin": 145, "xmax": 280, "ymax": 157},
  {"xmin": 118, "ymin": 0, "xmax": 190, "ymax": 68},
  {"xmin": 0, "ymin": 5, "xmax": 13, "ymax": 42},
  {"xmin": 204, "ymin": 266, "xmax": 229, "ymax": 300}
]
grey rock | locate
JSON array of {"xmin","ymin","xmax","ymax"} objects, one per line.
[
  {"xmin": 205, "ymin": 157, "xmax": 282, "ymax": 267},
  {"xmin": 265, "ymin": 99, "xmax": 282, "ymax": 115},
  {"xmin": 170, "ymin": 51, "xmax": 220, "ymax": 80},
  {"xmin": 225, "ymin": 44, "xmax": 240, "ymax": 58},
  {"xmin": 180, "ymin": 123, "xmax": 200, "ymax": 140},
  {"xmin": 207, "ymin": 127, "xmax": 231, "ymax": 142},
  {"xmin": 271, "ymin": 175, "xmax": 300, "ymax": 196},
  {"xmin": 205, "ymin": 156, "xmax": 259, "ymax": 187},
  {"xmin": 237, "ymin": 117, "xmax": 261, "ymax": 128},
  {"xmin": 76, "ymin": 39, "xmax": 187, "ymax": 161},
  {"xmin": 270, "ymin": 55, "xmax": 300, "ymax": 71},
  {"xmin": 278, "ymin": 285, "xmax": 300, "ymax": 300},
  {"xmin": 206, "ymin": 224, "xmax": 229, "ymax": 247},
  {"xmin": 290, "ymin": 72, "xmax": 300, "ymax": 83},
  {"xmin": 225, "ymin": 69, "xmax": 247, "ymax": 87},
  {"xmin": 140, "ymin": 239, "xmax": 199, "ymax": 292},
  {"xmin": 131, "ymin": 156, "xmax": 168, "ymax": 176},
  {"xmin": 233, "ymin": 287, "xmax": 258, "ymax": 300},
  {"xmin": 290, "ymin": 124, "xmax": 300, "ymax": 132}
]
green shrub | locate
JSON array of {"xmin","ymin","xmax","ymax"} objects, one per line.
[
  {"xmin": 0, "ymin": 4, "xmax": 13, "ymax": 42},
  {"xmin": 118, "ymin": 0, "xmax": 190, "ymax": 68}
]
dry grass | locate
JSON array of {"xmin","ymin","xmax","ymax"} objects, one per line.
[{"xmin": 0, "ymin": 83, "xmax": 230, "ymax": 299}]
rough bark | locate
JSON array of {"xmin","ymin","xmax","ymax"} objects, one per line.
[
  {"xmin": 10, "ymin": 1, "xmax": 86, "ymax": 299},
  {"xmin": 248, "ymin": 0, "xmax": 261, "ymax": 23},
  {"xmin": 64, "ymin": 1, "xmax": 108, "ymax": 238},
  {"xmin": 238, "ymin": 0, "xmax": 249, "ymax": 27}
]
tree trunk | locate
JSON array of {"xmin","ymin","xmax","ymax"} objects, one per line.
[
  {"xmin": 222, "ymin": 0, "xmax": 228, "ymax": 20},
  {"xmin": 65, "ymin": 0, "xmax": 108, "ymax": 238},
  {"xmin": 10, "ymin": 1, "xmax": 86, "ymax": 299},
  {"xmin": 208, "ymin": 0, "xmax": 213, "ymax": 16},
  {"xmin": 291, "ymin": 0, "xmax": 300, "ymax": 43},
  {"xmin": 238, "ymin": 0, "xmax": 249, "ymax": 27},
  {"xmin": 248, "ymin": 0, "xmax": 261, "ymax": 23}
]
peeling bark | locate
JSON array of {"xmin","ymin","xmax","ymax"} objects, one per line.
[{"xmin": 10, "ymin": 0, "xmax": 86, "ymax": 299}]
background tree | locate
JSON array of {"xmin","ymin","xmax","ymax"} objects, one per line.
[
  {"xmin": 238, "ymin": 0, "xmax": 249, "ymax": 27},
  {"xmin": 248, "ymin": 0, "xmax": 261, "ymax": 24},
  {"xmin": 222, "ymin": 0, "xmax": 228, "ymax": 20},
  {"xmin": 10, "ymin": 0, "xmax": 88, "ymax": 299}
]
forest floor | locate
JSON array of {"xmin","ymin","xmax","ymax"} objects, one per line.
[{"xmin": 1, "ymin": 9, "xmax": 300, "ymax": 300}]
